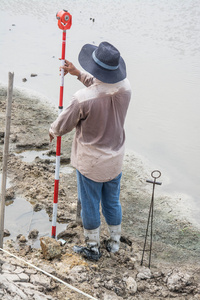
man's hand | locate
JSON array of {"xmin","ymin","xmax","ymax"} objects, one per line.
[
  {"xmin": 60, "ymin": 59, "xmax": 81, "ymax": 77},
  {"xmin": 49, "ymin": 133, "xmax": 54, "ymax": 143}
]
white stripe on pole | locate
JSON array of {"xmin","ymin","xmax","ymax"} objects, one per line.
[
  {"xmin": 52, "ymin": 203, "xmax": 58, "ymax": 227},
  {"xmin": 61, "ymin": 59, "xmax": 65, "ymax": 86},
  {"xmin": 58, "ymin": 108, "xmax": 63, "ymax": 115},
  {"xmin": 55, "ymin": 156, "xmax": 60, "ymax": 180}
]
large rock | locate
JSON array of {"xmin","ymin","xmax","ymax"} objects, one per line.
[
  {"xmin": 137, "ymin": 266, "xmax": 152, "ymax": 280},
  {"xmin": 125, "ymin": 276, "xmax": 137, "ymax": 295},
  {"xmin": 40, "ymin": 237, "xmax": 62, "ymax": 260},
  {"xmin": 167, "ymin": 270, "xmax": 196, "ymax": 293}
]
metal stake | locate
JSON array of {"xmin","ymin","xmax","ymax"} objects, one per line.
[
  {"xmin": 141, "ymin": 170, "xmax": 162, "ymax": 268},
  {"xmin": 0, "ymin": 72, "xmax": 14, "ymax": 248}
]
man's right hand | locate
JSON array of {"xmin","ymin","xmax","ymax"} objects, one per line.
[{"xmin": 60, "ymin": 59, "xmax": 81, "ymax": 77}]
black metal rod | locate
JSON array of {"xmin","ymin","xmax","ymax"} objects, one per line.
[{"xmin": 141, "ymin": 171, "xmax": 162, "ymax": 268}]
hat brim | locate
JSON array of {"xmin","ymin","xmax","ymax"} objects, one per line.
[{"xmin": 78, "ymin": 44, "xmax": 126, "ymax": 84}]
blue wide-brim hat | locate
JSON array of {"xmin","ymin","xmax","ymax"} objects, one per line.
[{"xmin": 78, "ymin": 41, "xmax": 126, "ymax": 84}]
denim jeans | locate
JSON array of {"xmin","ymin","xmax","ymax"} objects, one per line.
[{"xmin": 76, "ymin": 170, "xmax": 122, "ymax": 230}]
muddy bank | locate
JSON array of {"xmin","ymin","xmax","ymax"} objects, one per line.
[{"xmin": 0, "ymin": 85, "xmax": 200, "ymax": 299}]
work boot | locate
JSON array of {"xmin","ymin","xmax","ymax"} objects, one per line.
[
  {"xmin": 106, "ymin": 224, "xmax": 121, "ymax": 253},
  {"xmin": 73, "ymin": 227, "xmax": 101, "ymax": 261}
]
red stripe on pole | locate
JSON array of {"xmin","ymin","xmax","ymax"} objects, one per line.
[
  {"xmin": 62, "ymin": 31, "xmax": 66, "ymax": 59},
  {"xmin": 56, "ymin": 136, "xmax": 61, "ymax": 156},
  {"xmin": 59, "ymin": 86, "xmax": 64, "ymax": 107},
  {"xmin": 51, "ymin": 226, "xmax": 56, "ymax": 238},
  {"xmin": 54, "ymin": 180, "xmax": 59, "ymax": 203}
]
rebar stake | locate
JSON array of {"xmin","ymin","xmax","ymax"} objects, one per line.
[{"xmin": 141, "ymin": 170, "xmax": 162, "ymax": 268}]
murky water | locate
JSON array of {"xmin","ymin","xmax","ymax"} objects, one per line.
[
  {"xmin": 4, "ymin": 196, "xmax": 67, "ymax": 248},
  {"xmin": 0, "ymin": 150, "xmax": 73, "ymax": 245},
  {"xmin": 0, "ymin": 0, "xmax": 200, "ymax": 224},
  {"xmin": 15, "ymin": 149, "xmax": 74, "ymax": 174}
]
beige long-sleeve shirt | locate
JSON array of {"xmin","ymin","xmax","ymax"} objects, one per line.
[{"xmin": 49, "ymin": 72, "xmax": 131, "ymax": 182}]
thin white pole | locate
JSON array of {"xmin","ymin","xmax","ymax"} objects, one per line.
[{"xmin": 0, "ymin": 72, "xmax": 14, "ymax": 248}]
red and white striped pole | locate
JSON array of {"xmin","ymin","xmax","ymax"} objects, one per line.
[{"xmin": 52, "ymin": 10, "xmax": 72, "ymax": 239}]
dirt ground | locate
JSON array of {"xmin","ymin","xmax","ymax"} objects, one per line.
[{"xmin": 0, "ymin": 85, "xmax": 200, "ymax": 299}]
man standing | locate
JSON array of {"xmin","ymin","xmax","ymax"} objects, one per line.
[{"xmin": 49, "ymin": 41, "xmax": 131, "ymax": 261}]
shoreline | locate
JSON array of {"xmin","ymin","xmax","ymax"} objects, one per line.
[{"xmin": 0, "ymin": 84, "xmax": 200, "ymax": 299}]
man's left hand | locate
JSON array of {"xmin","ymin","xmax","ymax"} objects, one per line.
[{"xmin": 49, "ymin": 133, "xmax": 54, "ymax": 143}]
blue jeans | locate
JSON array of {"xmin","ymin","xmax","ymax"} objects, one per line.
[{"xmin": 76, "ymin": 170, "xmax": 122, "ymax": 230}]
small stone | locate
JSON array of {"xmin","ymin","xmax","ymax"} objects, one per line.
[
  {"xmin": 19, "ymin": 235, "xmax": 27, "ymax": 243},
  {"xmin": 2, "ymin": 263, "xmax": 15, "ymax": 272},
  {"xmin": 24, "ymin": 268, "xmax": 37, "ymax": 275},
  {"xmin": 40, "ymin": 236, "xmax": 62, "ymax": 260},
  {"xmin": 14, "ymin": 266, "xmax": 24, "ymax": 274},
  {"xmin": 18, "ymin": 272, "xmax": 29, "ymax": 282},
  {"xmin": 120, "ymin": 236, "xmax": 132, "ymax": 246},
  {"xmin": 104, "ymin": 291, "xmax": 123, "ymax": 300},
  {"xmin": 28, "ymin": 229, "xmax": 39, "ymax": 239},
  {"xmin": 33, "ymin": 203, "xmax": 43, "ymax": 212},
  {"xmin": 30, "ymin": 274, "xmax": 51, "ymax": 289},
  {"xmin": 104, "ymin": 279, "xmax": 114, "ymax": 290},
  {"xmin": 3, "ymin": 229, "xmax": 10, "ymax": 237},
  {"xmin": 30, "ymin": 73, "xmax": 37, "ymax": 77},
  {"xmin": 3, "ymin": 273, "xmax": 20, "ymax": 282},
  {"xmin": 22, "ymin": 78, "xmax": 27, "ymax": 82},
  {"xmin": 93, "ymin": 282, "xmax": 99, "ymax": 288},
  {"xmin": 137, "ymin": 267, "xmax": 152, "ymax": 280}
]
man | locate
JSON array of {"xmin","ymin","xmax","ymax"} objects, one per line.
[{"xmin": 49, "ymin": 41, "xmax": 131, "ymax": 261}]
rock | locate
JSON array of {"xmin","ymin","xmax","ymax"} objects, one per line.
[
  {"xmin": 104, "ymin": 279, "xmax": 114, "ymax": 290},
  {"xmin": 120, "ymin": 236, "xmax": 132, "ymax": 246},
  {"xmin": 18, "ymin": 272, "xmax": 29, "ymax": 282},
  {"xmin": 40, "ymin": 236, "xmax": 62, "ymax": 260},
  {"xmin": 4, "ymin": 229, "xmax": 10, "ymax": 237},
  {"xmin": 28, "ymin": 229, "xmax": 39, "ymax": 239},
  {"xmin": 19, "ymin": 235, "xmax": 27, "ymax": 243},
  {"xmin": 167, "ymin": 270, "xmax": 195, "ymax": 293},
  {"xmin": 22, "ymin": 78, "xmax": 27, "ymax": 82},
  {"xmin": 30, "ymin": 274, "xmax": 51, "ymax": 289},
  {"xmin": 30, "ymin": 73, "xmax": 37, "ymax": 77},
  {"xmin": 125, "ymin": 276, "xmax": 137, "ymax": 295},
  {"xmin": 137, "ymin": 266, "xmax": 152, "ymax": 280},
  {"xmin": 67, "ymin": 265, "xmax": 88, "ymax": 283},
  {"xmin": 2, "ymin": 263, "xmax": 15, "ymax": 272},
  {"xmin": 57, "ymin": 229, "xmax": 77, "ymax": 240},
  {"xmin": 104, "ymin": 291, "xmax": 123, "ymax": 300},
  {"xmin": 5, "ymin": 188, "xmax": 15, "ymax": 200},
  {"xmin": 33, "ymin": 203, "xmax": 43, "ymax": 212}
]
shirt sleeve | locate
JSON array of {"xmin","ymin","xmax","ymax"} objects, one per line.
[
  {"xmin": 78, "ymin": 71, "xmax": 94, "ymax": 87},
  {"xmin": 49, "ymin": 97, "xmax": 81, "ymax": 137}
]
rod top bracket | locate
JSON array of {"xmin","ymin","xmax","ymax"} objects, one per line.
[{"xmin": 56, "ymin": 10, "xmax": 72, "ymax": 30}]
